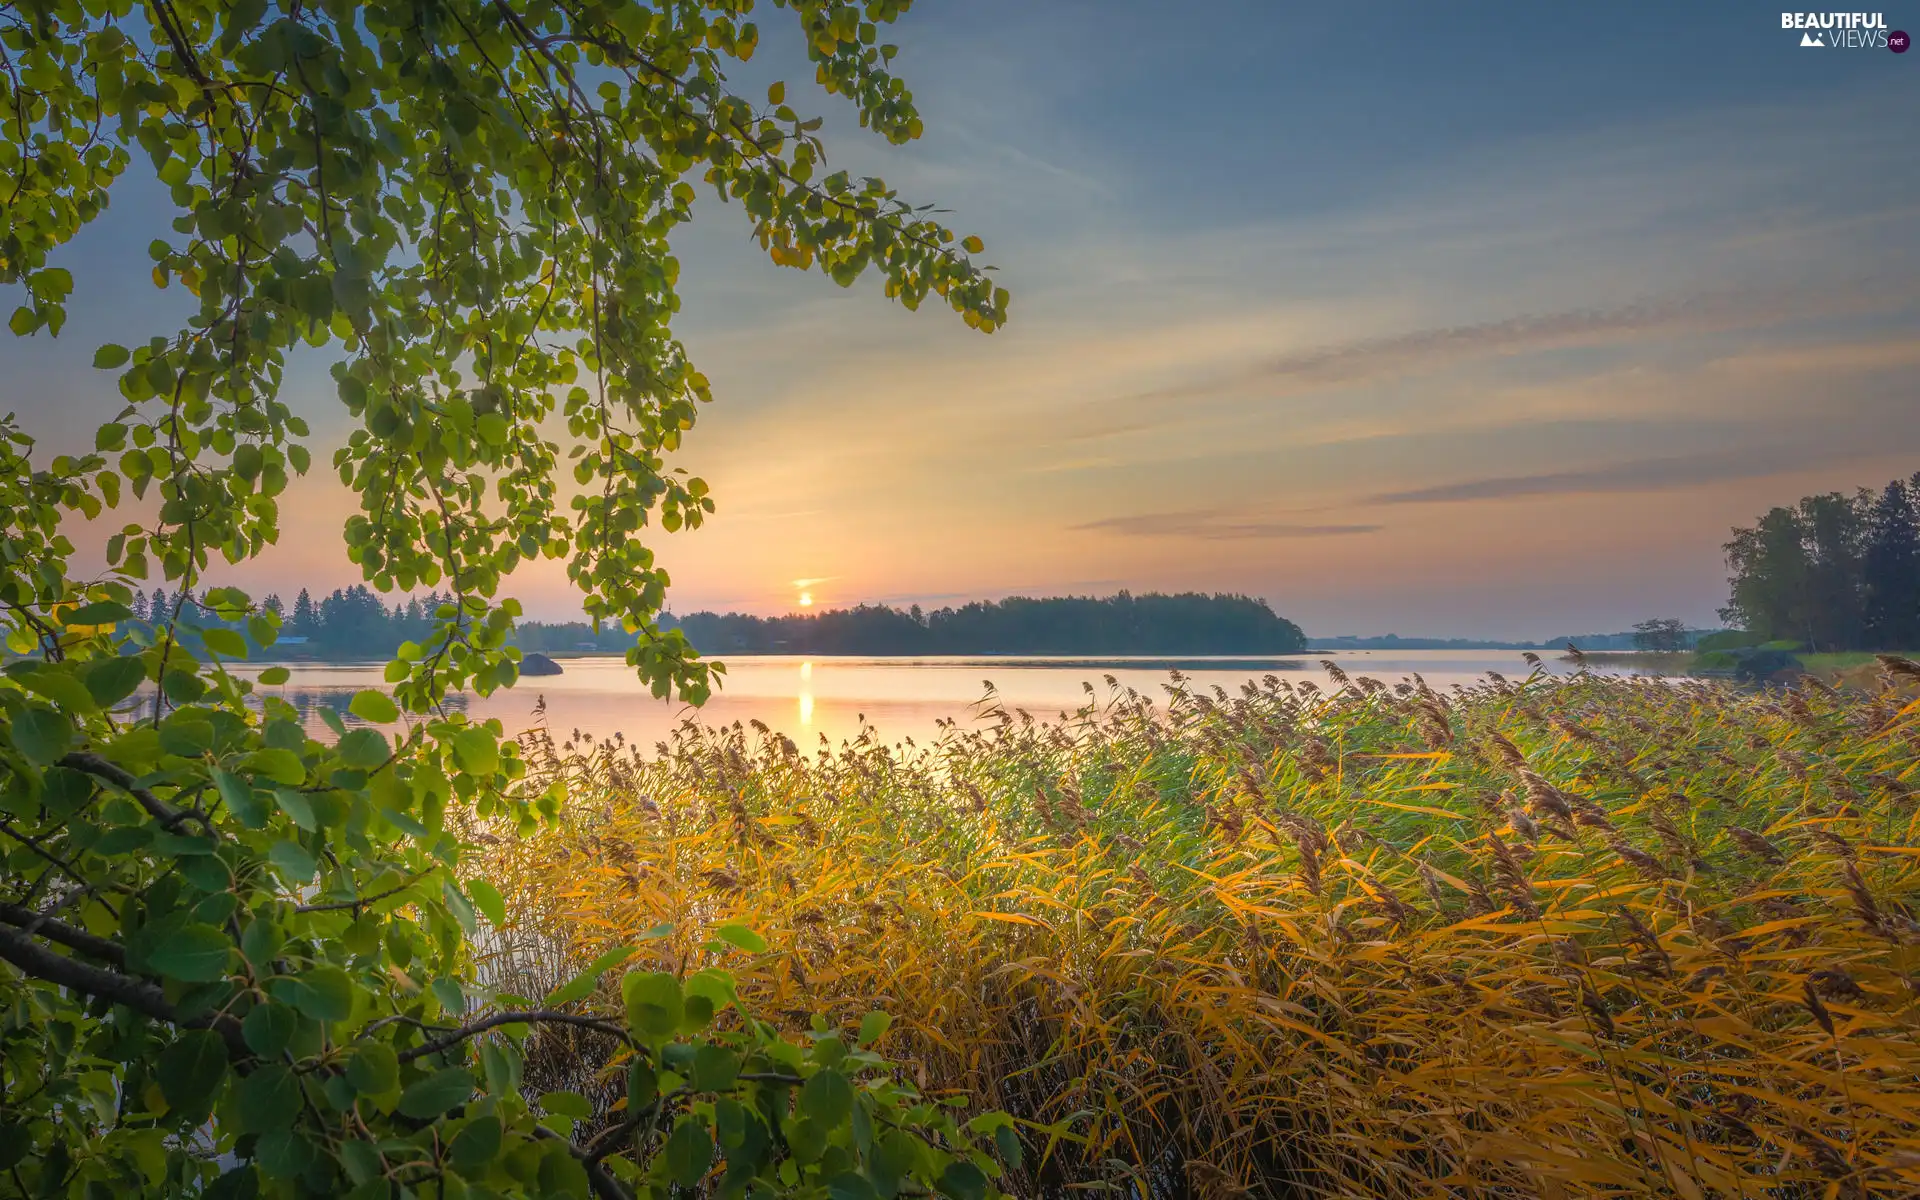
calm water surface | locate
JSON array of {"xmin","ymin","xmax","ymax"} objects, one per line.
[{"xmin": 227, "ymin": 650, "xmax": 1645, "ymax": 749}]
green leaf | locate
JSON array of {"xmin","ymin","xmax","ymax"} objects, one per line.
[
  {"xmin": 431, "ymin": 976, "xmax": 466, "ymax": 1015},
  {"xmin": 799, "ymin": 1069, "xmax": 852, "ymax": 1127},
  {"xmin": 872, "ymin": 1130, "xmax": 920, "ymax": 1197},
  {"xmin": 162, "ymin": 670, "xmax": 207, "ymax": 704},
  {"xmin": 540, "ymin": 1090, "xmax": 591, "ymax": 1119},
  {"xmin": 318, "ymin": 706, "xmax": 348, "ymax": 738},
  {"xmin": 349, "ymin": 689, "xmax": 399, "ymax": 724},
  {"xmin": 241, "ymin": 748, "xmax": 306, "ymax": 786},
  {"xmin": 397, "ymin": 1066, "xmax": 474, "ymax": 1119},
  {"xmin": 84, "ymin": 655, "xmax": 147, "ymax": 707},
  {"xmin": 938, "ymin": 1161, "xmax": 989, "ymax": 1200},
  {"xmin": 627, "ymin": 1060, "xmax": 659, "ymax": 1112},
  {"xmin": 157, "ymin": 1029, "xmax": 228, "ymax": 1115},
  {"xmin": 8, "ymin": 664, "xmax": 97, "ymax": 713},
  {"xmin": 236, "ymin": 1064, "xmax": 302, "ymax": 1134},
  {"xmin": 994, "ymin": 1124, "xmax": 1023, "ymax": 1168},
  {"xmin": 202, "ymin": 627, "xmax": 249, "ymax": 658},
  {"xmin": 858, "ymin": 1010, "xmax": 893, "ymax": 1047},
  {"xmin": 270, "ymin": 964, "xmax": 353, "ymax": 1022},
  {"xmin": 481, "ymin": 1040, "xmax": 523, "ymax": 1097},
  {"xmin": 346, "ymin": 1042, "xmax": 399, "ymax": 1097},
  {"xmin": 545, "ymin": 945, "xmax": 637, "ymax": 1007},
  {"xmin": 691, "ymin": 1044, "xmax": 739, "ymax": 1091},
  {"xmin": 441, "ymin": 879, "xmax": 477, "ymax": 934},
  {"xmin": 622, "ymin": 971, "xmax": 683, "ymax": 1039},
  {"xmin": 66, "ymin": 600, "xmax": 134, "ymax": 625},
  {"xmin": 663, "ymin": 1115, "xmax": 714, "ymax": 1186},
  {"xmin": 337, "ymin": 727, "xmax": 390, "ymax": 768},
  {"xmin": 449, "ymin": 1114, "xmax": 501, "ymax": 1170},
  {"xmin": 147, "ymin": 923, "xmax": 231, "ymax": 983},
  {"xmin": 830, "ymin": 1173, "xmax": 881, "ymax": 1200},
  {"xmin": 257, "ymin": 665, "xmax": 290, "ymax": 685},
  {"xmin": 204, "ymin": 1165, "xmax": 257, "ymax": 1200},
  {"xmin": 451, "ymin": 727, "xmax": 497, "ymax": 775},
  {"xmin": 466, "ymin": 878, "xmax": 506, "ymax": 927},
  {"xmin": 180, "ymin": 854, "xmax": 232, "ymax": 894},
  {"xmin": 0, "ymin": 1121, "xmax": 27, "ymax": 1172},
  {"xmin": 685, "ymin": 969, "xmax": 737, "ymax": 1014},
  {"xmin": 713, "ymin": 923, "xmax": 768, "ymax": 954},
  {"xmin": 339, "ymin": 1139, "xmax": 382, "ymax": 1187},
  {"xmin": 158, "ymin": 716, "xmax": 214, "ymax": 756},
  {"xmin": 241, "ymin": 919, "xmax": 284, "ymax": 968},
  {"xmin": 213, "ymin": 768, "xmax": 268, "ymax": 828},
  {"xmin": 93, "ymin": 344, "xmax": 131, "ymax": 369},
  {"xmin": 268, "ymin": 838, "xmax": 318, "ymax": 884},
  {"xmin": 255, "ymin": 1129, "xmax": 316, "ymax": 1180},
  {"xmin": 11, "ymin": 706, "xmax": 74, "ymax": 766},
  {"xmin": 273, "ymin": 788, "xmax": 317, "ymax": 830},
  {"xmin": 242, "ymin": 1001, "xmax": 297, "ymax": 1057}
]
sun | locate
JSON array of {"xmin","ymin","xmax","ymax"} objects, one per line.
[{"xmin": 792, "ymin": 576, "xmax": 830, "ymax": 609}]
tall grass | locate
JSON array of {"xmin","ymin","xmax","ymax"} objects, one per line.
[{"xmin": 482, "ymin": 659, "xmax": 1920, "ymax": 1198}]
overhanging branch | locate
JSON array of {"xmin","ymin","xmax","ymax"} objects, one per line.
[
  {"xmin": 0, "ymin": 900, "xmax": 124, "ymax": 967},
  {"xmin": 396, "ymin": 1009, "xmax": 631, "ymax": 1064},
  {"xmin": 59, "ymin": 750, "xmax": 214, "ymax": 834},
  {"xmin": 0, "ymin": 923, "xmax": 249, "ymax": 1063}
]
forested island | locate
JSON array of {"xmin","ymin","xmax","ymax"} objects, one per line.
[{"xmin": 673, "ymin": 592, "xmax": 1307, "ymax": 655}]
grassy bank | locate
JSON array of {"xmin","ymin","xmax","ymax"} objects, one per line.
[
  {"xmin": 482, "ymin": 663, "xmax": 1920, "ymax": 1198},
  {"xmin": 1802, "ymin": 651, "xmax": 1920, "ymax": 672},
  {"xmin": 1558, "ymin": 649, "xmax": 1694, "ymax": 672}
]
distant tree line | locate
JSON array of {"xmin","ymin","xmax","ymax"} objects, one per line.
[
  {"xmin": 1720, "ymin": 472, "xmax": 1920, "ymax": 651},
  {"xmin": 125, "ymin": 585, "xmax": 640, "ymax": 660},
  {"xmin": 117, "ymin": 587, "xmax": 1305, "ymax": 661},
  {"xmin": 1631, "ymin": 618, "xmax": 1691, "ymax": 653},
  {"xmin": 672, "ymin": 592, "xmax": 1307, "ymax": 656}
]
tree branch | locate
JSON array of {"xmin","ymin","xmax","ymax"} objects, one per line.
[
  {"xmin": 0, "ymin": 900, "xmax": 124, "ymax": 968},
  {"xmin": 294, "ymin": 871, "xmax": 431, "ymax": 913},
  {"xmin": 58, "ymin": 751, "xmax": 214, "ymax": 834},
  {"xmin": 0, "ymin": 924, "xmax": 249, "ymax": 1063},
  {"xmin": 396, "ymin": 1009, "xmax": 631, "ymax": 1064},
  {"xmin": 533, "ymin": 1124, "xmax": 633, "ymax": 1200}
]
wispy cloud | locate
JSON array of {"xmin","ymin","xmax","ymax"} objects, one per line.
[
  {"xmin": 1046, "ymin": 281, "xmax": 1919, "ymax": 447},
  {"xmin": 1360, "ymin": 445, "xmax": 1867, "ymax": 507},
  {"xmin": 1074, "ymin": 510, "xmax": 1382, "ymax": 539},
  {"xmin": 1141, "ymin": 288, "xmax": 1892, "ymax": 399}
]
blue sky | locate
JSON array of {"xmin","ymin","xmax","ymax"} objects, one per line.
[{"xmin": 5, "ymin": 1, "xmax": 1917, "ymax": 637}]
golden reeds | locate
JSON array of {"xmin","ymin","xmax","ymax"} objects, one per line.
[{"xmin": 484, "ymin": 669, "xmax": 1920, "ymax": 1198}]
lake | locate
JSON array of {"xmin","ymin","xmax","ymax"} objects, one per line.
[{"xmin": 224, "ymin": 649, "xmax": 1651, "ymax": 749}]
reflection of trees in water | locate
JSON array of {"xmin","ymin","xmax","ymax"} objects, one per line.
[
  {"xmin": 260, "ymin": 688, "xmax": 471, "ymax": 733},
  {"xmin": 115, "ymin": 684, "xmax": 468, "ymax": 737},
  {"xmin": 261, "ymin": 683, "xmax": 470, "ymax": 729}
]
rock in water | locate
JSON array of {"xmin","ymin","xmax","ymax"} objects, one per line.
[{"xmin": 521, "ymin": 652, "xmax": 563, "ymax": 676}]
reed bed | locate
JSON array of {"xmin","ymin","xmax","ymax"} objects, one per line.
[{"xmin": 480, "ymin": 659, "xmax": 1920, "ymax": 1199}]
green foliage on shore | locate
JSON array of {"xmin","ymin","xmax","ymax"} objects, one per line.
[
  {"xmin": 0, "ymin": 1, "xmax": 1008, "ymax": 1195},
  {"xmin": 1722, "ymin": 472, "xmax": 1920, "ymax": 652}
]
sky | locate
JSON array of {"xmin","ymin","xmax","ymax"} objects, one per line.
[{"xmin": 5, "ymin": 1, "xmax": 1919, "ymax": 639}]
